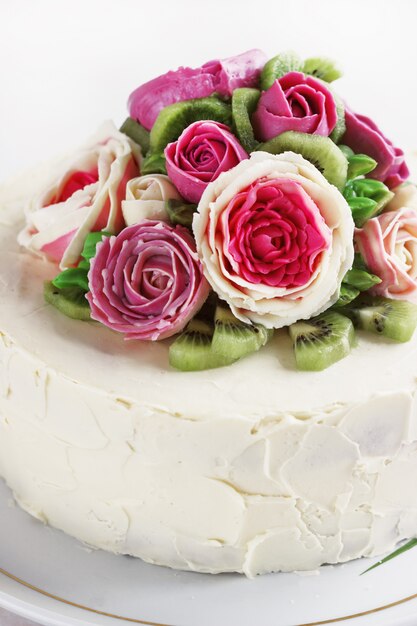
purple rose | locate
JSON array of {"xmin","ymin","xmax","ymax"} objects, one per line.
[
  {"xmin": 342, "ymin": 108, "xmax": 409, "ymax": 188},
  {"xmin": 87, "ymin": 221, "xmax": 209, "ymax": 341},
  {"xmin": 128, "ymin": 49, "xmax": 267, "ymax": 130},
  {"xmin": 252, "ymin": 71, "xmax": 338, "ymax": 142},
  {"xmin": 164, "ymin": 121, "xmax": 248, "ymax": 203}
]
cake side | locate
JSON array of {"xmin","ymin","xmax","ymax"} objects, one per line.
[{"xmin": 1, "ymin": 200, "xmax": 417, "ymax": 575}]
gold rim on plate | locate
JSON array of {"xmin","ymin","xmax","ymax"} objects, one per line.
[{"xmin": 1, "ymin": 566, "xmax": 417, "ymax": 626}]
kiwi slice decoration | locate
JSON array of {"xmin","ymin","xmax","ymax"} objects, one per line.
[
  {"xmin": 149, "ymin": 96, "xmax": 232, "ymax": 154},
  {"xmin": 211, "ymin": 305, "xmax": 273, "ymax": 362},
  {"xmin": 44, "ymin": 281, "xmax": 91, "ymax": 321},
  {"xmin": 343, "ymin": 296, "xmax": 417, "ymax": 343},
  {"xmin": 169, "ymin": 319, "xmax": 222, "ymax": 372},
  {"xmin": 259, "ymin": 131, "xmax": 348, "ymax": 190},
  {"xmin": 169, "ymin": 305, "xmax": 273, "ymax": 371},
  {"xmin": 303, "ymin": 57, "xmax": 342, "ymax": 83},
  {"xmin": 260, "ymin": 52, "xmax": 303, "ymax": 91},
  {"xmin": 231, "ymin": 88, "xmax": 261, "ymax": 153},
  {"xmin": 289, "ymin": 311, "xmax": 355, "ymax": 371}
]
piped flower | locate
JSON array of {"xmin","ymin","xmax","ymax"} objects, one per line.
[
  {"xmin": 165, "ymin": 121, "xmax": 248, "ymax": 203},
  {"xmin": 355, "ymin": 208, "xmax": 417, "ymax": 302},
  {"xmin": 128, "ymin": 49, "xmax": 267, "ymax": 130},
  {"xmin": 87, "ymin": 220, "xmax": 210, "ymax": 340},
  {"xmin": 18, "ymin": 121, "xmax": 141, "ymax": 268},
  {"xmin": 341, "ymin": 108, "xmax": 409, "ymax": 188},
  {"xmin": 252, "ymin": 71, "xmax": 338, "ymax": 141},
  {"xmin": 193, "ymin": 151, "xmax": 354, "ymax": 328}
]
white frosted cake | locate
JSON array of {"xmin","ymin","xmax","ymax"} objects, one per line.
[{"xmin": 1, "ymin": 50, "xmax": 417, "ymax": 576}]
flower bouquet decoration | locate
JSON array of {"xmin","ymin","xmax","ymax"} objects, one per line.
[{"xmin": 20, "ymin": 49, "xmax": 417, "ymax": 371}]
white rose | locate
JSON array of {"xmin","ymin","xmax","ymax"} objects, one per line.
[
  {"xmin": 122, "ymin": 174, "xmax": 180, "ymax": 226},
  {"xmin": 18, "ymin": 121, "xmax": 141, "ymax": 268},
  {"xmin": 193, "ymin": 151, "xmax": 354, "ymax": 328}
]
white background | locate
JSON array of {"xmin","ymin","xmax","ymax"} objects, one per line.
[
  {"xmin": 1, "ymin": 0, "xmax": 417, "ymax": 183},
  {"xmin": 0, "ymin": 1, "xmax": 416, "ymax": 624}
]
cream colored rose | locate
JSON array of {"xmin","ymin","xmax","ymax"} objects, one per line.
[
  {"xmin": 18, "ymin": 121, "xmax": 141, "ymax": 268},
  {"xmin": 193, "ymin": 151, "xmax": 355, "ymax": 328},
  {"xmin": 121, "ymin": 174, "xmax": 180, "ymax": 226}
]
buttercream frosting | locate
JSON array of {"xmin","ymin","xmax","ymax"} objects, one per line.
[{"xmin": 0, "ymin": 155, "xmax": 417, "ymax": 575}]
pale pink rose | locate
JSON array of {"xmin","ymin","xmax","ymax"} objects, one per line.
[
  {"xmin": 87, "ymin": 220, "xmax": 209, "ymax": 341},
  {"xmin": 165, "ymin": 121, "xmax": 248, "ymax": 203},
  {"xmin": 252, "ymin": 71, "xmax": 338, "ymax": 142},
  {"xmin": 355, "ymin": 208, "xmax": 417, "ymax": 302},
  {"xmin": 18, "ymin": 121, "xmax": 141, "ymax": 268}
]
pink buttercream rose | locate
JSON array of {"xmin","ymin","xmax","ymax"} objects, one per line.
[
  {"xmin": 252, "ymin": 71, "xmax": 338, "ymax": 142},
  {"xmin": 193, "ymin": 152, "xmax": 354, "ymax": 328},
  {"xmin": 18, "ymin": 121, "xmax": 141, "ymax": 268},
  {"xmin": 128, "ymin": 49, "xmax": 267, "ymax": 130},
  {"xmin": 355, "ymin": 208, "xmax": 417, "ymax": 302},
  {"xmin": 165, "ymin": 121, "xmax": 248, "ymax": 203},
  {"xmin": 223, "ymin": 178, "xmax": 331, "ymax": 288},
  {"xmin": 342, "ymin": 108, "xmax": 409, "ymax": 188},
  {"xmin": 87, "ymin": 220, "xmax": 210, "ymax": 340}
]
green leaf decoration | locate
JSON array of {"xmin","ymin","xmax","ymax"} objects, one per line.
[
  {"xmin": 344, "ymin": 177, "xmax": 394, "ymax": 226},
  {"xmin": 51, "ymin": 231, "xmax": 110, "ymax": 306},
  {"xmin": 149, "ymin": 96, "xmax": 232, "ymax": 154},
  {"xmin": 166, "ymin": 199, "xmax": 197, "ymax": 228},
  {"xmin": 303, "ymin": 57, "xmax": 342, "ymax": 83},
  {"xmin": 81, "ymin": 230, "xmax": 112, "ymax": 262},
  {"xmin": 260, "ymin": 52, "xmax": 303, "ymax": 90},
  {"xmin": 52, "ymin": 267, "xmax": 89, "ymax": 292},
  {"xmin": 347, "ymin": 154, "xmax": 377, "ymax": 180},
  {"xmin": 120, "ymin": 117, "xmax": 150, "ymax": 154},
  {"xmin": 44, "ymin": 281, "xmax": 91, "ymax": 321},
  {"xmin": 335, "ymin": 283, "xmax": 360, "ymax": 307},
  {"xmin": 231, "ymin": 87, "xmax": 261, "ymax": 152},
  {"xmin": 343, "ymin": 268, "xmax": 382, "ymax": 291},
  {"xmin": 361, "ymin": 539, "xmax": 417, "ymax": 575},
  {"xmin": 141, "ymin": 152, "xmax": 167, "ymax": 175}
]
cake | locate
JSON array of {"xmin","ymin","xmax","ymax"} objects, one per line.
[{"xmin": 1, "ymin": 49, "xmax": 417, "ymax": 577}]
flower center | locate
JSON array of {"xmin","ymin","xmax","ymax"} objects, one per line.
[{"xmin": 223, "ymin": 178, "xmax": 331, "ymax": 289}]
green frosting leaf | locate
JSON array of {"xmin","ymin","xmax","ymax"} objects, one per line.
[
  {"xmin": 166, "ymin": 199, "xmax": 197, "ymax": 228},
  {"xmin": 231, "ymin": 87, "xmax": 261, "ymax": 152},
  {"xmin": 120, "ymin": 117, "xmax": 150, "ymax": 154},
  {"xmin": 335, "ymin": 284, "xmax": 361, "ymax": 307},
  {"xmin": 344, "ymin": 177, "xmax": 394, "ymax": 226},
  {"xmin": 343, "ymin": 268, "xmax": 382, "ymax": 291},
  {"xmin": 347, "ymin": 154, "xmax": 377, "ymax": 180},
  {"xmin": 260, "ymin": 52, "xmax": 303, "ymax": 90},
  {"xmin": 141, "ymin": 152, "xmax": 167, "ymax": 175},
  {"xmin": 52, "ymin": 230, "xmax": 111, "ymax": 294}
]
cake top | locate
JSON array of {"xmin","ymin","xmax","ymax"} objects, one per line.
[{"xmin": 10, "ymin": 49, "xmax": 417, "ymax": 375}]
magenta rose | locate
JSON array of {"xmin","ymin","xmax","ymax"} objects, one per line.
[
  {"xmin": 165, "ymin": 121, "xmax": 248, "ymax": 203},
  {"xmin": 342, "ymin": 108, "xmax": 409, "ymax": 188},
  {"xmin": 252, "ymin": 71, "xmax": 338, "ymax": 142},
  {"xmin": 128, "ymin": 49, "xmax": 267, "ymax": 130},
  {"xmin": 355, "ymin": 208, "xmax": 417, "ymax": 302},
  {"xmin": 87, "ymin": 220, "xmax": 210, "ymax": 340}
]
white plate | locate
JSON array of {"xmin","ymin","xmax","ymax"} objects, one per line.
[{"xmin": 1, "ymin": 479, "xmax": 417, "ymax": 626}]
